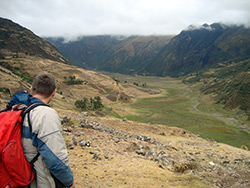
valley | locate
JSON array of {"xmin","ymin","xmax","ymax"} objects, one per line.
[
  {"xmin": 103, "ymin": 73, "xmax": 250, "ymax": 149},
  {"xmin": 0, "ymin": 17, "xmax": 250, "ymax": 187}
]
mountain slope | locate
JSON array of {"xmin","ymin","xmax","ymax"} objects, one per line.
[
  {"xmin": 45, "ymin": 35, "xmax": 173, "ymax": 74},
  {"xmin": 147, "ymin": 23, "xmax": 250, "ymax": 77},
  {"xmin": 183, "ymin": 59, "xmax": 250, "ymax": 119},
  {"xmin": 46, "ymin": 35, "xmax": 121, "ymax": 69},
  {"xmin": 46, "ymin": 23, "xmax": 250, "ymax": 78},
  {"xmin": 0, "ymin": 17, "xmax": 70, "ymax": 64},
  {"xmin": 0, "ymin": 18, "xmax": 153, "ymax": 112}
]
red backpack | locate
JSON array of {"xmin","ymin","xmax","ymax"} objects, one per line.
[{"xmin": 0, "ymin": 103, "xmax": 44, "ymax": 188}]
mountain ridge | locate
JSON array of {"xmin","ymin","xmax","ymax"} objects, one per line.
[
  {"xmin": 45, "ymin": 35, "xmax": 173, "ymax": 74},
  {"xmin": 0, "ymin": 17, "xmax": 70, "ymax": 64},
  {"xmin": 46, "ymin": 23, "xmax": 250, "ymax": 77},
  {"xmin": 145, "ymin": 23, "xmax": 250, "ymax": 77}
]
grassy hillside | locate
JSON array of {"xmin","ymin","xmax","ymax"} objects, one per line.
[
  {"xmin": 0, "ymin": 17, "xmax": 69, "ymax": 64},
  {"xmin": 183, "ymin": 59, "xmax": 250, "ymax": 120},
  {"xmin": 0, "ymin": 55, "xmax": 153, "ymax": 115}
]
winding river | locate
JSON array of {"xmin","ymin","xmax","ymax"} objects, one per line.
[{"xmin": 184, "ymin": 87, "xmax": 250, "ymax": 134}]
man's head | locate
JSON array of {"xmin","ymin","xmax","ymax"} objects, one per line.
[{"xmin": 31, "ymin": 72, "xmax": 56, "ymax": 98}]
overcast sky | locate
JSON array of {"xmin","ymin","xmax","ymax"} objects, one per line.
[{"xmin": 1, "ymin": 0, "xmax": 250, "ymax": 38}]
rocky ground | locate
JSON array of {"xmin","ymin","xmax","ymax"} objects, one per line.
[{"xmin": 59, "ymin": 111, "xmax": 250, "ymax": 188}]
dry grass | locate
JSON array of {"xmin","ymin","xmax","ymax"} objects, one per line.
[
  {"xmin": 0, "ymin": 56, "xmax": 152, "ymax": 110},
  {"xmin": 60, "ymin": 114, "xmax": 250, "ymax": 188}
]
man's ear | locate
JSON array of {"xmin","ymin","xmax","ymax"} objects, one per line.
[
  {"xmin": 30, "ymin": 86, "xmax": 33, "ymax": 95},
  {"xmin": 52, "ymin": 89, "xmax": 56, "ymax": 98}
]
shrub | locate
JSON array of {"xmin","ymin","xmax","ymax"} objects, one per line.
[
  {"xmin": 241, "ymin": 145, "xmax": 248, "ymax": 151},
  {"xmin": 63, "ymin": 76, "xmax": 83, "ymax": 85},
  {"xmin": 75, "ymin": 96, "xmax": 103, "ymax": 111},
  {"xmin": 0, "ymin": 87, "xmax": 10, "ymax": 95}
]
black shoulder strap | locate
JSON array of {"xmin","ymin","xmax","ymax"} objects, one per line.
[
  {"xmin": 22, "ymin": 103, "xmax": 49, "ymax": 118},
  {"xmin": 21, "ymin": 103, "xmax": 49, "ymax": 132},
  {"xmin": 21, "ymin": 103, "xmax": 49, "ymax": 179},
  {"xmin": 29, "ymin": 152, "xmax": 40, "ymax": 181}
]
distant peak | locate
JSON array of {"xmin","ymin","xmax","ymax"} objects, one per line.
[{"xmin": 184, "ymin": 23, "xmax": 230, "ymax": 32}]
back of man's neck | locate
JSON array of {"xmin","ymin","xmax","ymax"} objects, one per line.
[{"xmin": 32, "ymin": 94, "xmax": 50, "ymax": 104}]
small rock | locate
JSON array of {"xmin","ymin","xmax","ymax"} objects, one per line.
[
  {"xmin": 234, "ymin": 158, "xmax": 242, "ymax": 164},
  {"xmin": 75, "ymin": 132, "xmax": 84, "ymax": 137},
  {"xmin": 136, "ymin": 135, "xmax": 151, "ymax": 142},
  {"xmin": 63, "ymin": 128, "xmax": 72, "ymax": 132},
  {"xmin": 136, "ymin": 149, "xmax": 146, "ymax": 156},
  {"xmin": 86, "ymin": 141, "xmax": 91, "ymax": 147},
  {"xmin": 245, "ymin": 159, "xmax": 250, "ymax": 165},
  {"xmin": 72, "ymin": 136, "xmax": 78, "ymax": 146},
  {"xmin": 222, "ymin": 160, "xmax": 230, "ymax": 164},
  {"xmin": 67, "ymin": 144, "xmax": 74, "ymax": 150},
  {"xmin": 209, "ymin": 161, "xmax": 215, "ymax": 166},
  {"xmin": 79, "ymin": 140, "xmax": 86, "ymax": 147},
  {"xmin": 82, "ymin": 112, "xmax": 88, "ymax": 116},
  {"xmin": 238, "ymin": 179, "xmax": 244, "ymax": 184},
  {"xmin": 159, "ymin": 132, "xmax": 165, "ymax": 136},
  {"xmin": 114, "ymin": 138, "xmax": 120, "ymax": 143},
  {"xmin": 104, "ymin": 152, "xmax": 109, "ymax": 159},
  {"xmin": 93, "ymin": 152, "xmax": 101, "ymax": 160},
  {"xmin": 61, "ymin": 117, "xmax": 72, "ymax": 126},
  {"xmin": 187, "ymin": 156, "xmax": 196, "ymax": 161},
  {"xmin": 80, "ymin": 119, "xmax": 92, "ymax": 128},
  {"xmin": 62, "ymin": 132, "xmax": 69, "ymax": 136}
]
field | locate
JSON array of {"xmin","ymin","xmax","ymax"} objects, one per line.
[{"xmin": 104, "ymin": 73, "xmax": 250, "ymax": 149}]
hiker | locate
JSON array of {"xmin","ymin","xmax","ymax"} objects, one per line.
[{"xmin": 20, "ymin": 72, "xmax": 75, "ymax": 188}]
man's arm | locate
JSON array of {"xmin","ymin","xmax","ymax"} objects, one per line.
[{"xmin": 33, "ymin": 107, "xmax": 74, "ymax": 187}]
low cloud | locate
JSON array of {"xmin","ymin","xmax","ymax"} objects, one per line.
[{"xmin": 0, "ymin": 0, "xmax": 250, "ymax": 37}]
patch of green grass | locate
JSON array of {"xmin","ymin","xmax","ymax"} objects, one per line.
[
  {"xmin": 14, "ymin": 70, "xmax": 33, "ymax": 83},
  {"xmin": 200, "ymin": 132, "xmax": 250, "ymax": 148},
  {"xmin": 173, "ymin": 175, "xmax": 217, "ymax": 188},
  {"xmin": 106, "ymin": 106, "xmax": 122, "ymax": 118},
  {"xmin": 126, "ymin": 89, "xmax": 227, "ymax": 131},
  {"xmin": 107, "ymin": 74, "xmax": 250, "ymax": 149}
]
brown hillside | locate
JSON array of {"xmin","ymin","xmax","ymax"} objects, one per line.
[
  {"xmin": 60, "ymin": 112, "xmax": 250, "ymax": 188},
  {"xmin": 0, "ymin": 17, "xmax": 70, "ymax": 64},
  {"xmin": 0, "ymin": 55, "xmax": 156, "ymax": 111}
]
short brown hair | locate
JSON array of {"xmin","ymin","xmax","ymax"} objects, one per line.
[{"xmin": 32, "ymin": 72, "xmax": 56, "ymax": 97}]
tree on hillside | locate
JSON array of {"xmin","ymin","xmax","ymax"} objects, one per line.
[
  {"xmin": 75, "ymin": 96, "xmax": 103, "ymax": 111},
  {"xmin": 63, "ymin": 76, "xmax": 83, "ymax": 85}
]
